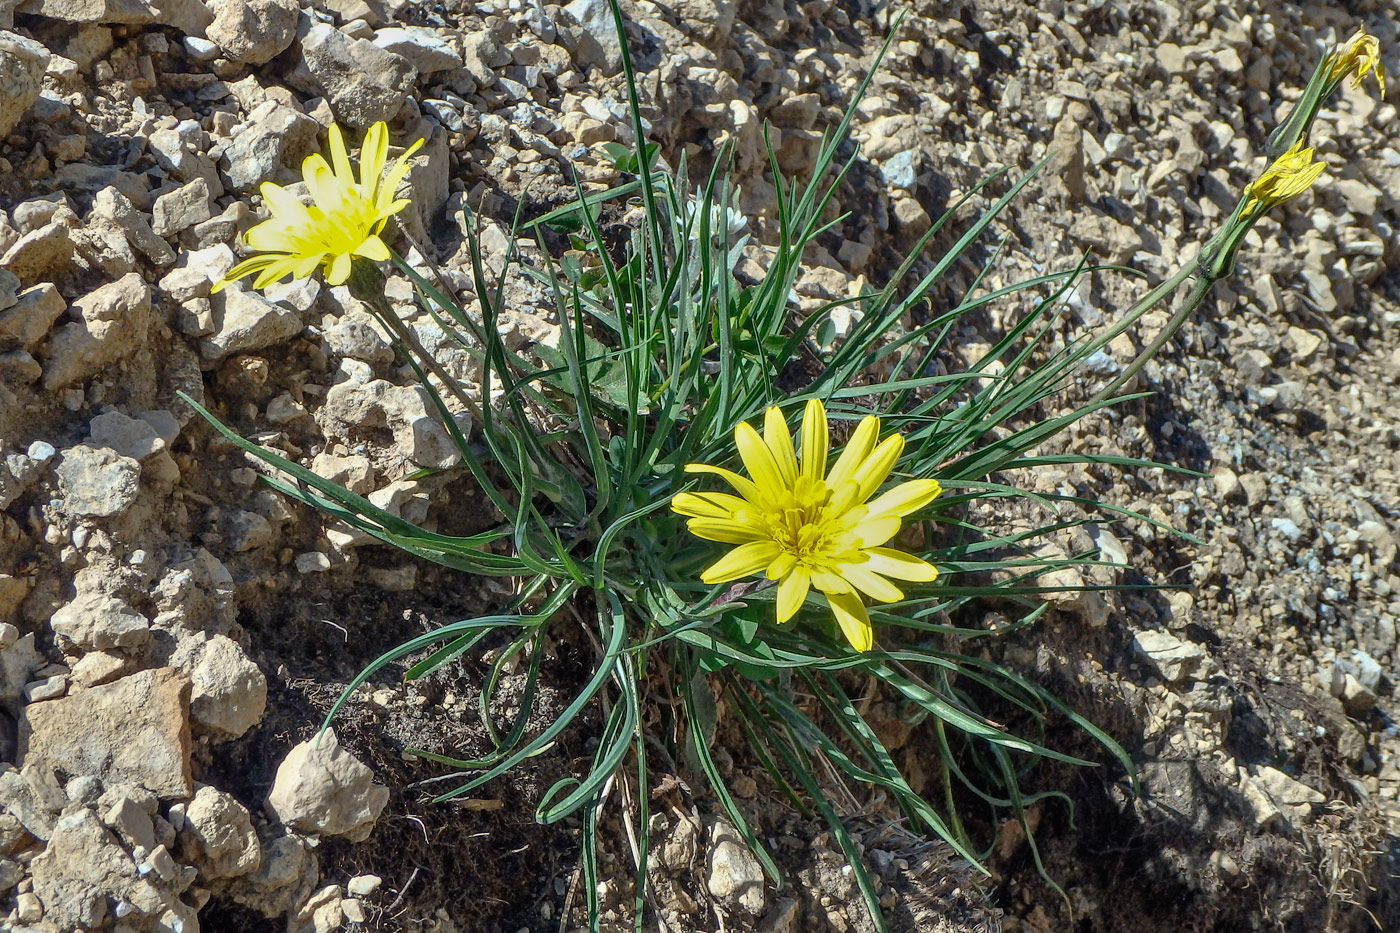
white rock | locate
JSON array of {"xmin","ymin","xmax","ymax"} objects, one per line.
[
  {"xmin": 169, "ymin": 632, "xmax": 268, "ymax": 740},
  {"xmin": 565, "ymin": 0, "xmax": 622, "ymax": 75},
  {"xmin": 201, "ymin": 286, "xmax": 304, "ymax": 360},
  {"xmin": 41, "ymin": 272, "xmax": 152, "ymax": 391},
  {"xmin": 207, "ymin": 0, "xmax": 298, "ymax": 65},
  {"xmin": 55, "ymin": 445, "xmax": 142, "ymax": 518},
  {"xmin": 179, "ymin": 785, "xmax": 261, "ymax": 879},
  {"xmin": 151, "ymin": 177, "xmax": 213, "ymax": 237},
  {"xmin": 705, "ymin": 816, "xmax": 765, "ymax": 916},
  {"xmin": 290, "ymin": 22, "xmax": 418, "ymax": 129},
  {"xmin": 221, "ymin": 102, "xmax": 323, "ymax": 192},
  {"xmin": 0, "ymin": 282, "xmax": 65, "ymax": 350},
  {"xmin": 371, "ymin": 26, "xmax": 463, "ymax": 73},
  {"xmin": 0, "ymin": 30, "xmax": 48, "ymax": 137},
  {"xmin": 321, "ymin": 378, "xmax": 461, "ymax": 469},
  {"xmin": 51, "ymin": 593, "xmax": 151, "ymax": 652},
  {"xmin": 266, "ymin": 728, "xmax": 389, "ymax": 841},
  {"xmin": 1132, "ymin": 629, "xmax": 1207, "ymax": 683}
]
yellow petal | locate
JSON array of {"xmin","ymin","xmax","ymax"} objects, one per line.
[
  {"xmin": 825, "ymin": 415, "xmax": 879, "ymax": 489},
  {"xmin": 378, "ymin": 138, "xmax": 425, "ymax": 216},
  {"xmin": 353, "ymin": 234, "xmax": 390, "ymax": 261},
  {"xmin": 862, "ymin": 547, "xmax": 938, "ymax": 582},
  {"xmin": 735, "ymin": 421, "xmax": 786, "ymax": 503},
  {"xmin": 700, "ymin": 540, "xmax": 782, "ymax": 584},
  {"xmin": 326, "ymin": 252, "xmax": 353, "ymax": 285},
  {"xmin": 775, "ymin": 566, "xmax": 810, "ymax": 623},
  {"xmin": 360, "ymin": 122, "xmax": 390, "ymax": 204},
  {"xmin": 763, "ymin": 407, "xmax": 798, "ymax": 486},
  {"xmin": 851, "ymin": 434, "xmax": 904, "ymax": 503},
  {"xmin": 684, "ymin": 464, "xmax": 765, "ymax": 507},
  {"xmin": 800, "ymin": 399, "xmax": 828, "ymax": 481},
  {"xmin": 671, "ymin": 491, "xmax": 750, "ymax": 519},
  {"xmin": 843, "ymin": 515, "xmax": 901, "ymax": 549},
  {"xmin": 834, "ymin": 562, "xmax": 904, "ymax": 602},
  {"xmin": 685, "ymin": 517, "xmax": 769, "ymax": 545},
  {"xmin": 327, "ymin": 123, "xmax": 354, "ymax": 185},
  {"xmin": 824, "ymin": 590, "xmax": 873, "ymax": 652},
  {"xmin": 864, "ymin": 478, "xmax": 941, "ymax": 520},
  {"xmin": 766, "ymin": 551, "xmax": 796, "ymax": 580},
  {"xmin": 810, "ymin": 569, "xmax": 852, "ymax": 594}
]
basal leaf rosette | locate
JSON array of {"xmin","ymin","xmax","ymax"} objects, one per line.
[{"xmin": 673, "ymin": 400, "xmax": 941, "ymax": 652}]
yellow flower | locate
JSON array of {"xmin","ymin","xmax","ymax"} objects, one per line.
[
  {"xmin": 1327, "ymin": 27, "xmax": 1385, "ymax": 97},
  {"xmin": 673, "ymin": 400, "xmax": 941, "ymax": 652},
  {"xmin": 1242, "ymin": 139, "xmax": 1326, "ymax": 217},
  {"xmin": 214, "ymin": 122, "xmax": 423, "ymax": 293}
]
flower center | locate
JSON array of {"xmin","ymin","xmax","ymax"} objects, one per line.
[{"xmin": 765, "ymin": 476, "xmax": 838, "ymax": 566}]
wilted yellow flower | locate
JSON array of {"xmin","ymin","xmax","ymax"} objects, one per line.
[
  {"xmin": 673, "ymin": 400, "xmax": 941, "ymax": 652},
  {"xmin": 1242, "ymin": 139, "xmax": 1326, "ymax": 217},
  {"xmin": 214, "ymin": 122, "xmax": 422, "ymax": 292},
  {"xmin": 1327, "ymin": 27, "xmax": 1385, "ymax": 97}
]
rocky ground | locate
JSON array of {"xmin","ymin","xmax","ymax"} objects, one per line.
[{"xmin": 0, "ymin": 0, "xmax": 1397, "ymax": 931}]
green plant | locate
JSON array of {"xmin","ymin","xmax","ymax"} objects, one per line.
[{"xmin": 186, "ymin": 13, "xmax": 1381, "ymax": 930}]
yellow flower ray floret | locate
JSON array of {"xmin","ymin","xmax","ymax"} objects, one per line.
[
  {"xmin": 1242, "ymin": 139, "xmax": 1326, "ymax": 217},
  {"xmin": 674, "ymin": 400, "xmax": 942, "ymax": 652},
  {"xmin": 1328, "ymin": 27, "xmax": 1385, "ymax": 97},
  {"xmin": 213, "ymin": 122, "xmax": 423, "ymax": 292}
]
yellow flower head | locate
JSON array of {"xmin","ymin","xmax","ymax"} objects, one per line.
[
  {"xmin": 214, "ymin": 122, "xmax": 423, "ymax": 293},
  {"xmin": 673, "ymin": 400, "xmax": 941, "ymax": 652},
  {"xmin": 1327, "ymin": 27, "xmax": 1385, "ymax": 97},
  {"xmin": 1242, "ymin": 139, "xmax": 1326, "ymax": 217}
]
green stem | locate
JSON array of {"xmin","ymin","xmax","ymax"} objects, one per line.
[{"xmin": 1088, "ymin": 272, "xmax": 1214, "ymax": 406}]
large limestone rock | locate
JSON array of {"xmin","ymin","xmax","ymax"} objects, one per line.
[
  {"xmin": 178, "ymin": 785, "xmax": 261, "ymax": 879},
  {"xmin": 21, "ymin": 668, "xmax": 193, "ymax": 799},
  {"xmin": 266, "ymin": 728, "xmax": 388, "ymax": 841},
  {"xmin": 168, "ymin": 631, "xmax": 267, "ymax": 739},
  {"xmin": 40, "ymin": 272, "xmax": 153, "ymax": 390},
  {"xmin": 0, "ymin": 31, "xmax": 47, "ymax": 137},
  {"xmin": 201, "ymin": 285, "xmax": 304, "ymax": 360},
  {"xmin": 290, "ymin": 21, "xmax": 417, "ymax": 129},
  {"xmin": 207, "ymin": 0, "xmax": 298, "ymax": 65}
]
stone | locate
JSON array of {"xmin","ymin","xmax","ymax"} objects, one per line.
[
  {"xmin": 55, "ymin": 445, "xmax": 142, "ymax": 518},
  {"xmin": 266, "ymin": 728, "xmax": 389, "ymax": 841},
  {"xmin": 0, "ymin": 283, "xmax": 65, "ymax": 351},
  {"xmin": 0, "ymin": 30, "xmax": 48, "ymax": 137},
  {"xmin": 159, "ymin": 243, "xmax": 236, "ymax": 302},
  {"xmin": 0, "ymin": 220, "xmax": 73, "ymax": 288},
  {"xmin": 371, "ymin": 26, "xmax": 462, "ymax": 73},
  {"xmin": 0, "ymin": 633, "xmax": 41, "ymax": 704},
  {"xmin": 291, "ymin": 21, "xmax": 417, "ymax": 129},
  {"xmin": 1244, "ymin": 766, "xmax": 1324, "ymax": 832},
  {"xmin": 89, "ymin": 186, "xmax": 175, "ymax": 266},
  {"xmin": 202, "ymin": 286, "xmax": 304, "ymax": 359},
  {"xmin": 321, "ymin": 378, "xmax": 460, "ymax": 469},
  {"xmin": 88, "ymin": 409, "xmax": 166, "ymax": 461},
  {"xmin": 179, "ymin": 785, "xmax": 261, "ymax": 879},
  {"xmin": 169, "ymin": 632, "xmax": 267, "ymax": 739},
  {"xmin": 0, "ymin": 765, "xmax": 59, "ymax": 840},
  {"xmin": 565, "ymin": 0, "xmax": 622, "ymax": 75},
  {"xmin": 151, "ymin": 177, "xmax": 213, "ymax": 237},
  {"xmin": 207, "ymin": 0, "xmax": 298, "ymax": 65},
  {"xmin": 221, "ymin": 102, "xmax": 323, "ymax": 192},
  {"xmin": 1133, "ymin": 630, "xmax": 1207, "ymax": 683},
  {"xmin": 705, "ymin": 816, "xmax": 764, "ymax": 915},
  {"xmin": 346, "ymin": 873, "xmax": 381, "ymax": 896},
  {"xmin": 50, "ymin": 593, "xmax": 151, "ymax": 653},
  {"xmin": 20, "ymin": 668, "xmax": 193, "ymax": 799},
  {"xmin": 41, "ymin": 272, "xmax": 152, "ymax": 390},
  {"xmin": 30, "ymin": 806, "xmax": 197, "ymax": 932},
  {"xmin": 101, "ymin": 790, "xmax": 156, "ymax": 852}
]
